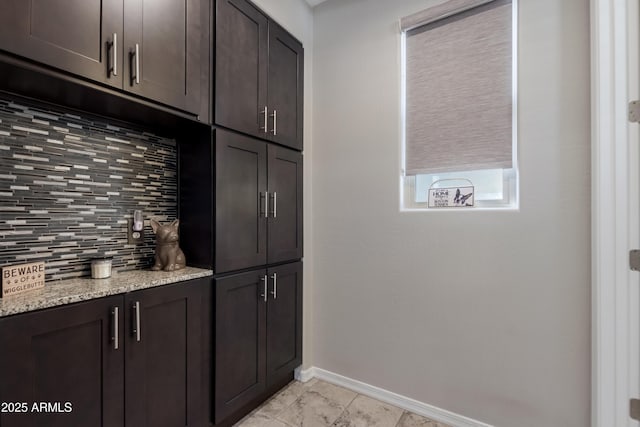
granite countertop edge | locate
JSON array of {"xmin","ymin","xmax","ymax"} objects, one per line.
[{"xmin": 0, "ymin": 267, "xmax": 213, "ymax": 318}]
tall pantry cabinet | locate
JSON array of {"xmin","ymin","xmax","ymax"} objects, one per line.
[{"xmin": 179, "ymin": 0, "xmax": 304, "ymax": 425}]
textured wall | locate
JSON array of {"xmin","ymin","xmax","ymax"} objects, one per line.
[
  {"xmin": 0, "ymin": 97, "xmax": 177, "ymax": 280},
  {"xmin": 312, "ymin": 0, "xmax": 590, "ymax": 425}
]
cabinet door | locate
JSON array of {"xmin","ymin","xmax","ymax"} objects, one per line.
[
  {"xmin": 124, "ymin": 0, "xmax": 206, "ymax": 114},
  {"xmin": 267, "ymin": 145, "xmax": 303, "ymax": 264},
  {"xmin": 124, "ymin": 279, "xmax": 205, "ymax": 427},
  {"xmin": 215, "ymin": 0, "xmax": 268, "ymax": 138},
  {"xmin": 0, "ymin": 296, "xmax": 124, "ymax": 427},
  {"xmin": 0, "ymin": 0, "xmax": 123, "ymax": 88},
  {"xmin": 266, "ymin": 262, "xmax": 303, "ymax": 386},
  {"xmin": 267, "ymin": 23, "xmax": 304, "ymax": 150},
  {"xmin": 215, "ymin": 129, "xmax": 268, "ymax": 272},
  {"xmin": 214, "ymin": 270, "xmax": 267, "ymax": 423}
]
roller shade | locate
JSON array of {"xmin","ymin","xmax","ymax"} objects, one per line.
[{"xmin": 403, "ymin": 0, "xmax": 513, "ymax": 176}]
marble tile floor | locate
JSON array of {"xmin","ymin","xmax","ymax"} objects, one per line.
[{"xmin": 234, "ymin": 379, "xmax": 452, "ymax": 427}]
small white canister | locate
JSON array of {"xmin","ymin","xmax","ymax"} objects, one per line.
[{"xmin": 91, "ymin": 258, "xmax": 112, "ymax": 279}]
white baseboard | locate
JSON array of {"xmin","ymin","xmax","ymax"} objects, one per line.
[
  {"xmin": 294, "ymin": 366, "xmax": 316, "ymax": 383},
  {"xmin": 295, "ymin": 366, "xmax": 493, "ymax": 427}
]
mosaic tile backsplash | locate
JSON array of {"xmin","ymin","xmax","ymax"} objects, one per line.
[{"xmin": 0, "ymin": 97, "xmax": 178, "ymax": 280}]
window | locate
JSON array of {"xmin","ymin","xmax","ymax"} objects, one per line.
[{"xmin": 400, "ymin": 0, "xmax": 517, "ymax": 210}]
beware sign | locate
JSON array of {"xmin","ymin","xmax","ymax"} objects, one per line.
[{"xmin": 2, "ymin": 262, "xmax": 45, "ymax": 298}]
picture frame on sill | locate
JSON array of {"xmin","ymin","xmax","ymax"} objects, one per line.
[{"xmin": 428, "ymin": 179, "xmax": 475, "ymax": 208}]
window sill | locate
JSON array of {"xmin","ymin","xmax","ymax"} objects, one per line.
[{"xmin": 400, "ymin": 206, "xmax": 519, "ymax": 212}]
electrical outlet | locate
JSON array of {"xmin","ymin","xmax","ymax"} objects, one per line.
[{"xmin": 127, "ymin": 219, "xmax": 144, "ymax": 244}]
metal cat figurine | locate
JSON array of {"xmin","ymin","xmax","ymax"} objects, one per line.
[{"xmin": 150, "ymin": 219, "xmax": 186, "ymax": 271}]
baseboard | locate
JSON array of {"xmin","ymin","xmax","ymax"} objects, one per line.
[
  {"xmin": 294, "ymin": 366, "xmax": 316, "ymax": 383},
  {"xmin": 295, "ymin": 366, "xmax": 493, "ymax": 427}
]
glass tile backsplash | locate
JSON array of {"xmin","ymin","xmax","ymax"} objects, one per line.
[{"xmin": 0, "ymin": 97, "xmax": 177, "ymax": 280}]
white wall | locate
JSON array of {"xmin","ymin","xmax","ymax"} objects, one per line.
[
  {"xmin": 250, "ymin": 0, "xmax": 315, "ymax": 370},
  {"xmin": 312, "ymin": 0, "xmax": 590, "ymax": 426}
]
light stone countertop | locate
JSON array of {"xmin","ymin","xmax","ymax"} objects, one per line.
[{"xmin": 0, "ymin": 267, "xmax": 213, "ymax": 318}]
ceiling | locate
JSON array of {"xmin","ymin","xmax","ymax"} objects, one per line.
[{"xmin": 305, "ymin": 0, "xmax": 329, "ymax": 7}]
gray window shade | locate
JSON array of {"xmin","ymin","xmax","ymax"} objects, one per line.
[{"xmin": 403, "ymin": 0, "xmax": 513, "ymax": 176}]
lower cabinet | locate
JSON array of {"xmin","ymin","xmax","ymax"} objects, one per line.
[
  {"xmin": 0, "ymin": 277, "xmax": 208, "ymax": 427},
  {"xmin": 0, "ymin": 295, "xmax": 124, "ymax": 427},
  {"xmin": 124, "ymin": 280, "xmax": 206, "ymax": 427},
  {"xmin": 214, "ymin": 261, "xmax": 302, "ymax": 423}
]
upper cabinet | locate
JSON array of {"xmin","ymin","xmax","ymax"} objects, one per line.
[
  {"xmin": 214, "ymin": 0, "xmax": 268, "ymax": 140},
  {"xmin": 123, "ymin": 0, "xmax": 207, "ymax": 115},
  {"xmin": 215, "ymin": 0, "xmax": 304, "ymax": 151},
  {"xmin": 0, "ymin": 0, "xmax": 123, "ymax": 89},
  {"xmin": 0, "ymin": 0, "xmax": 208, "ymax": 117},
  {"xmin": 267, "ymin": 23, "xmax": 304, "ymax": 151}
]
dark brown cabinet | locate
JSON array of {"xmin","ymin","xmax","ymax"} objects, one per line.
[
  {"xmin": 122, "ymin": 0, "xmax": 207, "ymax": 115},
  {"xmin": 179, "ymin": 127, "xmax": 302, "ymax": 274},
  {"xmin": 0, "ymin": 278, "xmax": 208, "ymax": 427},
  {"xmin": 214, "ymin": 0, "xmax": 268, "ymax": 140},
  {"xmin": 0, "ymin": 0, "xmax": 123, "ymax": 89},
  {"xmin": 215, "ymin": 0, "xmax": 304, "ymax": 150},
  {"xmin": 266, "ymin": 23, "xmax": 304, "ymax": 151},
  {"xmin": 265, "ymin": 262, "xmax": 304, "ymax": 384},
  {"xmin": 0, "ymin": 296, "xmax": 124, "ymax": 427},
  {"xmin": 214, "ymin": 262, "xmax": 302, "ymax": 423},
  {"xmin": 213, "ymin": 269, "xmax": 266, "ymax": 423},
  {"xmin": 214, "ymin": 128, "xmax": 302, "ymax": 273},
  {"xmin": 0, "ymin": 0, "xmax": 208, "ymax": 116},
  {"xmin": 214, "ymin": 129, "xmax": 268, "ymax": 272},
  {"xmin": 124, "ymin": 281, "xmax": 205, "ymax": 427},
  {"xmin": 267, "ymin": 142, "xmax": 304, "ymax": 265}
]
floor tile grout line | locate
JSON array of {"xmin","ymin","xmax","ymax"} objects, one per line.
[
  {"xmin": 237, "ymin": 379, "xmax": 448, "ymax": 427},
  {"xmin": 394, "ymin": 409, "xmax": 408, "ymax": 427},
  {"xmin": 329, "ymin": 391, "xmax": 359, "ymax": 426}
]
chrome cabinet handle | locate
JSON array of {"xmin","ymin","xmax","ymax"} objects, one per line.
[
  {"xmin": 135, "ymin": 43, "xmax": 140, "ymax": 84},
  {"xmin": 109, "ymin": 33, "xmax": 118, "ymax": 77},
  {"xmin": 270, "ymin": 110, "xmax": 277, "ymax": 136},
  {"xmin": 111, "ymin": 307, "xmax": 119, "ymax": 350},
  {"xmin": 271, "ymin": 192, "xmax": 277, "ymax": 218},
  {"xmin": 260, "ymin": 275, "xmax": 268, "ymax": 302},
  {"xmin": 260, "ymin": 191, "xmax": 269, "ymax": 218},
  {"xmin": 130, "ymin": 44, "xmax": 140, "ymax": 85},
  {"xmin": 260, "ymin": 106, "xmax": 268, "ymax": 133},
  {"xmin": 270, "ymin": 273, "xmax": 277, "ymax": 299},
  {"xmin": 132, "ymin": 301, "xmax": 141, "ymax": 342}
]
